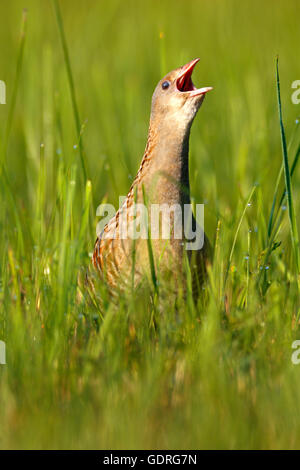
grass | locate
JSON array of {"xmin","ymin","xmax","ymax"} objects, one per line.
[
  {"xmin": 275, "ymin": 57, "xmax": 300, "ymax": 286},
  {"xmin": 1, "ymin": 0, "xmax": 300, "ymax": 449}
]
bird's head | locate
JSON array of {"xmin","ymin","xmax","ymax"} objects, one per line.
[{"xmin": 151, "ymin": 58, "xmax": 212, "ymax": 131}]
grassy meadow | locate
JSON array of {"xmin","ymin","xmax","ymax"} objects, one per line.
[{"xmin": 1, "ymin": 0, "xmax": 300, "ymax": 449}]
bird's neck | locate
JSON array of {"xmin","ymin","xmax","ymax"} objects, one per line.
[{"xmin": 133, "ymin": 118, "xmax": 192, "ymax": 207}]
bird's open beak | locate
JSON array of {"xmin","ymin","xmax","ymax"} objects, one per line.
[{"xmin": 177, "ymin": 58, "xmax": 213, "ymax": 97}]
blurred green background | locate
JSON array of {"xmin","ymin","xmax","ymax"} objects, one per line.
[{"xmin": 1, "ymin": 0, "xmax": 300, "ymax": 449}]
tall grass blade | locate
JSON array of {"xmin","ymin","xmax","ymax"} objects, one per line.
[
  {"xmin": 278, "ymin": 142, "xmax": 300, "ymax": 210},
  {"xmin": 52, "ymin": 0, "xmax": 88, "ymax": 181},
  {"xmin": 224, "ymin": 185, "xmax": 256, "ymax": 288},
  {"xmin": 142, "ymin": 185, "xmax": 158, "ymax": 294},
  {"xmin": 0, "ymin": 10, "xmax": 27, "ymax": 257},
  {"xmin": 276, "ymin": 57, "xmax": 300, "ymax": 282},
  {"xmin": 267, "ymin": 136, "xmax": 300, "ymax": 239}
]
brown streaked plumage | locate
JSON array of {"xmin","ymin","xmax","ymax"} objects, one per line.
[{"xmin": 93, "ymin": 58, "xmax": 213, "ymax": 295}]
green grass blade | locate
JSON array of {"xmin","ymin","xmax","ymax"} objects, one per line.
[
  {"xmin": 267, "ymin": 137, "xmax": 300, "ymax": 239},
  {"xmin": 2, "ymin": 9, "xmax": 27, "ymax": 159},
  {"xmin": 52, "ymin": 0, "xmax": 88, "ymax": 181},
  {"xmin": 142, "ymin": 185, "xmax": 158, "ymax": 294},
  {"xmin": 267, "ymin": 165, "xmax": 283, "ymax": 238}
]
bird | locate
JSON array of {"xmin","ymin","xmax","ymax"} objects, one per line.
[{"xmin": 92, "ymin": 58, "xmax": 212, "ymax": 297}]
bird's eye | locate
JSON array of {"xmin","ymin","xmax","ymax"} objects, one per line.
[{"xmin": 162, "ymin": 81, "xmax": 170, "ymax": 90}]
